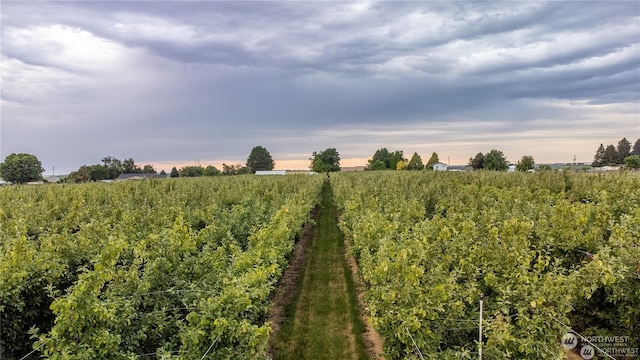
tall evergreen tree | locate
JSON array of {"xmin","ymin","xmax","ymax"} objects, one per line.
[
  {"xmin": 425, "ymin": 152, "xmax": 440, "ymax": 169},
  {"xmin": 603, "ymin": 144, "xmax": 618, "ymax": 165},
  {"xmin": 170, "ymin": 167, "xmax": 179, "ymax": 178},
  {"xmin": 592, "ymin": 144, "xmax": 605, "ymax": 167},
  {"xmin": 468, "ymin": 152, "xmax": 485, "ymax": 170},
  {"xmin": 407, "ymin": 152, "xmax": 424, "ymax": 170},
  {"xmin": 632, "ymin": 138, "xmax": 640, "ymax": 156},
  {"xmin": 616, "ymin": 137, "xmax": 631, "ymax": 163}
]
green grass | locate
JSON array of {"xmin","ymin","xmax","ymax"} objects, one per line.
[{"xmin": 271, "ymin": 182, "xmax": 368, "ymax": 360}]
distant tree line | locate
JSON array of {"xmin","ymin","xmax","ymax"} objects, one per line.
[
  {"xmin": 5, "ymin": 138, "xmax": 637, "ymax": 184},
  {"xmin": 67, "ymin": 146, "xmax": 276, "ymax": 182},
  {"xmin": 64, "ymin": 157, "xmax": 158, "ymax": 183},
  {"xmin": 592, "ymin": 137, "xmax": 640, "ymax": 168},
  {"xmin": 364, "ymin": 148, "xmax": 443, "ymax": 171}
]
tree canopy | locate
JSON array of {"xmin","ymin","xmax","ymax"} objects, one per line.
[
  {"xmin": 0, "ymin": 153, "xmax": 44, "ymax": 184},
  {"xmin": 407, "ymin": 152, "xmax": 424, "ymax": 171},
  {"xmin": 632, "ymin": 139, "xmax": 640, "ymax": 156},
  {"xmin": 388, "ymin": 151, "xmax": 406, "ymax": 171},
  {"xmin": 617, "ymin": 138, "xmax": 631, "ymax": 163},
  {"xmin": 222, "ymin": 163, "xmax": 251, "ymax": 175},
  {"xmin": 310, "ymin": 148, "xmax": 341, "ymax": 173},
  {"xmin": 592, "ymin": 138, "xmax": 639, "ymax": 167},
  {"xmin": 67, "ymin": 156, "xmax": 155, "ymax": 182},
  {"xmin": 367, "ymin": 148, "xmax": 391, "ymax": 170},
  {"xmin": 484, "ymin": 149, "xmax": 508, "ymax": 171},
  {"xmin": 603, "ymin": 145, "xmax": 618, "ymax": 165},
  {"xmin": 624, "ymin": 155, "xmax": 640, "ymax": 169},
  {"xmin": 425, "ymin": 152, "xmax": 439, "ymax": 170},
  {"xmin": 246, "ymin": 146, "xmax": 275, "ymax": 173},
  {"xmin": 516, "ymin": 155, "xmax": 535, "ymax": 172},
  {"xmin": 468, "ymin": 152, "xmax": 485, "ymax": 170},
  {"xmin": 366, "ymin": 148, "xmax": 406, "ymax": 170},
  {"xmin": 592, "ymin": 144, "xmax": 606, "ymax": 167}
]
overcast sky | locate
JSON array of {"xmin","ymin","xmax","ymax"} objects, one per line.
[{"xmin": 1, "ymin": 1, "xmax": 639, "ymax": 173}]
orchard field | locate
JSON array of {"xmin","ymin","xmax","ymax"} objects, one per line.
[
  {"xmin": 1, "ymin": 171, "xmax": 639, "ymax": 359},
  {"xmin": 0, "ymin": 175, "xmax": 324, "ymax": 359},
  {"xmin": 333, "ymin": 171, "xmax": 640, "ymax": 359}
]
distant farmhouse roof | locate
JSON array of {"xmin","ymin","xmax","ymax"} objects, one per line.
[
  {"xmin": 255, "ymin": 170, "xmax": 318, "ymax": 175},
  {"xmin": 44, "ymin": 175, "xmax": 62, "ymax": 183},
  {"xmin": 255, "ymin": 170, "xmax": 287, "ymax": 175},
  {"xmin": 116, "ymin": 173, "xmax": 164, "ymax": 181},
  {"xmin": 431, "ymin": 162, "xmax": 448, "ymax": 171}
]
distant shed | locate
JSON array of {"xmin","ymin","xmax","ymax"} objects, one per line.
[
  {"xmin": 431, "ymin": 162, "xmax": 448, "ymax": 171},
  {"xmin": 117, "ymin": 173, "xmax": 162, "ymax": 181},
  {"xmin": 255, "ymin": 170, "xmax": 287, "ymax": 176}
]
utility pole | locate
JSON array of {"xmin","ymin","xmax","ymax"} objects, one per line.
[
  {"xmin": 479, "ymin": 293, "xmax": 484, "ymax": 360},
  {"xmin": 52, "ymin": 166, "xmax": 55, "ymax": 176}
]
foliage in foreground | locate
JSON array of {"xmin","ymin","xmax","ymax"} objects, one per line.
[
  {"xmin": 333, "ymin": 171, "xmax": 640, "ymax": 359},
  {"xmin": 0, "ymin": 175, "xmax": 323, "ymax": 359}
]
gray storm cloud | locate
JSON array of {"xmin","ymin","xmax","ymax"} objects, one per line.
[{"xmin": 1, "ymin": 1, "xmax": 638, "ymax": 173}]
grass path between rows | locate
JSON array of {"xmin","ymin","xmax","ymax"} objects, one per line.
[{"xmin": 269, "ymin": 182, "xmax": 369, "ymax": 360}]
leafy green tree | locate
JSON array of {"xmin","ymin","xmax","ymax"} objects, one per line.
[
  {"xmin": 310, "ymin": 148, "xmax": 341, "ymax": 173},
  {"xmin": 180, "ymin": 166, "xmax": 204, "ymax": 177},
  {"xmin": 396, "ymin": 160, "xmax": 408, "ymax": 170},
  {"xmin": 631, "ymin": 139, "xmax": 640, "ymax": 156},
  {"xmin": 101, "ymin": 156, "xmax": 123, "ymax": 179},
  {"xmin": 603, "ymin": 144, "xmax": 618, "ymax": 165},
  {"xmin": 368, "ymin": 160, "xmax": 386, "ymax": 171},
  {"xmin": 170, "ymin": 167, "xmax": 179, "ymax": 178},
  {"xmin": 617, "ymin": 137, "xmax": 631, "ymax": 163},
  {"xmin": 142, "ymin": 164, "xmax": 156, "ymax": 174},
  {"xmin": 624, "ymin": 155, "xmax": 640, "ymax": 169},
  {"xmin": 89, "ymin": 164, "xmax": 111, "ymax": 180},
  {"xmin": 122, "ymin": 158, "xmax": 142, "ymax": 173},
  {"xmin": 516, "ymin": 155, "xmax": 535, "ymax": 172},
  {"xmin": 388, "ymin": 150, "xmax": 406, "ymax": 171},
  {"xmin": 468, "ymin": 152, "xmax": 484, "ymax": 170},
  {"xmin": 484, "ymin": 149, "xmax": 508, "ymax": 171},
  {"xmin": 0, "ymin": 153, "xmax": 44, "ymax": 184},
  {"xmin": 425, "ymin": 152, "xmax": 439, "ymax": 170},
  {"xmin": 203, "ymin": 165, "xmax": 221, "ymax": 176},
  {"xmin": 159, "ymin": 169, "xmax": 167, "ymax": 177},
  {"xmin": 367, "ymin": 148, "xmax": 391, "ymax": 170},
  {"xmin": 222, "ymin": 163, "xmax": 250, "ymax": 175},
  {"xmin": 246, "ymin": 146, "xmax": 275, "ymax": 173},
  {"xmin": 592, "ymin": 144, "xmax": 605, "ymax": 167},
  {"xmin": 407, "ymin": 152, "xmax": 424, "ymax": 170}
]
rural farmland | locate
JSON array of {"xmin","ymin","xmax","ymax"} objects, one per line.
[{"xmin": 1, "ymin": 171, "xmax": 639, "ymax": 359}]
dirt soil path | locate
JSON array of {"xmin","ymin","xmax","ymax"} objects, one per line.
[{"xmin": 267, "ymin": 182, "xmax": 383, "ymax": 360}]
